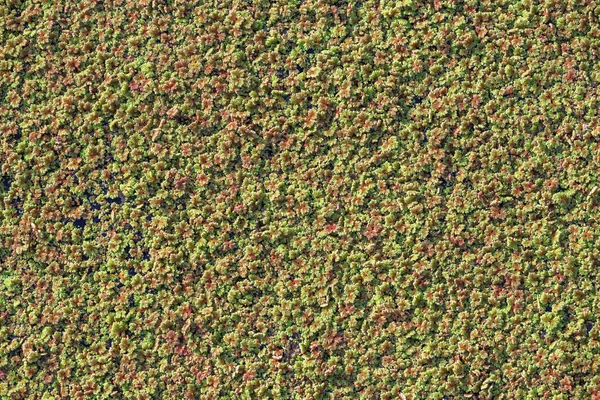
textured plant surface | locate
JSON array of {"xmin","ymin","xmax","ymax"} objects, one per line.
[{"xmin": 3, "ymin": 0, "xmax": 600, "ymax": 399}]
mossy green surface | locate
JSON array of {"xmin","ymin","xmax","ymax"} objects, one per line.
[{"xmin": 2, "ymin": 0, "xmax": 600, "ymax": 398}]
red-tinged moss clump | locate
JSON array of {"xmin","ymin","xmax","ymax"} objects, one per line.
[{"xmin": 3, "ymin": 0, "xmax": 600, "ymax": 398}]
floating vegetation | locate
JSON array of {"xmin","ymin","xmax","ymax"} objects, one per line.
[{"xmin": 2, "ymin": 0, "xmax": 600, "ymax": 398}]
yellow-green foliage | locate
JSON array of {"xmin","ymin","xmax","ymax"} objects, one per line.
[{"xmin": 2, "ymin": 0, "xmax": 600, "ymax": 399}]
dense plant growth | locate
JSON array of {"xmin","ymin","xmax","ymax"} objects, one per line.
[{"xmin": 2, "ymin": 0, "xmax": 600, "ymax": 398}]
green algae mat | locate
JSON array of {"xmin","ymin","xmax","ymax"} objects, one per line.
[{"xmin": 2, "ymin": 0, "xmax": 600, "ymax": 399}]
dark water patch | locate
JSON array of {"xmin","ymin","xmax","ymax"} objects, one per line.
[
  {"xmin": 124, "ymin": 245, "xmax": 132, "ymax": 260},
  {"xmin": 107, "ymin": 196, "xmax": 123, "ymax": 205},
  {"xmin": 276, "ymin": 68, "xmax": 288, "ymax": 79},
  {"xmin": 1, "ymin": 176, "xmax": 12, "ymax": 192}
]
